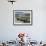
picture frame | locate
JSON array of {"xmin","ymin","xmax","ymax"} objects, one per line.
[{"xmin": 13, "ymin": 10, "xmax": 33, "ymax": 25}]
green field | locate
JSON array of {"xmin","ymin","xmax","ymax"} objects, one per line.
[{"xmin": 16, "ymin": 16, "xmax": 30, "ymax": 23}]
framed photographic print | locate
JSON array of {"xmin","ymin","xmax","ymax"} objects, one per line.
[{"xmin": 13, "ymin": 10, "xmax": 32, "ymax": 25}]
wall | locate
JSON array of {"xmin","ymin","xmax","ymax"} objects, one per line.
[{"xmin": 0, "ymin": 0, "xmax": 46, "ymax": 42}]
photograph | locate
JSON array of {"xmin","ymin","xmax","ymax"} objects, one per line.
[{"xmin": 13, "ymin": 10, "xmax": 32, "ymax": 25}]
